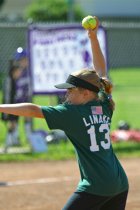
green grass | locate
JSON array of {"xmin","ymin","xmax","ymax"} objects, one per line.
[
  {"xmin": 0, "ymin": 141, "xmax": 140, "ymax": 162},
  {"xmin": 0, "ymin": 67, "xmax": 140, "ymax": 161},
  {"xmin": 109, "ymin": 68, "xmax": 140, "ymax": 130},
  {"xmin": 112, "ymin": 141, "xmax": 140, "ymax": 158}
]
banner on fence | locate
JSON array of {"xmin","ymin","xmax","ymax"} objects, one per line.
[{"xmin": 28, "ymin": 25, "xmax": 107, "ymax": 94}]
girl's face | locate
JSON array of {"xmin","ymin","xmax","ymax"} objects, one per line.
[
  {"xmin": 12, "ymin": 68, "xmax": 22, "ymax": 79},
  {"xmin": 65, "ymin": 87, "xmax": 86, "ymax": 105}
]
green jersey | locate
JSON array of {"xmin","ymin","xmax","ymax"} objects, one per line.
[{"xmin": 41, "ymin": 94, "xmax": 128, "ymax": 196}]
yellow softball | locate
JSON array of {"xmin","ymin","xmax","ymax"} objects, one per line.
[{"xmin": 82, "ymin": 15, "xmax": 97, "ymax": 30}]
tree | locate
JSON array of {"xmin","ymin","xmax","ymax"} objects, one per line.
[
  {"xmin": 24, "ymin": 0, "xmax": 85, "ymax": 22},
  {"xmin": 0, "ymin": 0, "xmax": 5, "ymax": 9}
]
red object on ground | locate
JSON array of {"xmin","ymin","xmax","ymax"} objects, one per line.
[{"xmin": 111, "ymin": 129, "xmax": 140, "ymax": 142}]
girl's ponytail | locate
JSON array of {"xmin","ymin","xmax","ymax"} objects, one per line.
[
  {"xmin": 100, "ymin": 77, "xmax": 115, "ymax": 110},
  {"xmin": 100, "ymin": 77, "xmax": 113, "ymax": 94}
]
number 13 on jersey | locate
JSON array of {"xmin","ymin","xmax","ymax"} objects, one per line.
[{"xmin": 87, "ymin": 124, "xmax": 111, "ymax": 152}]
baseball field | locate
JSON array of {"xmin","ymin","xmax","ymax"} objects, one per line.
[{"xmin": 0, "ymin": 158, "xmax": 139, "ymax": 210}]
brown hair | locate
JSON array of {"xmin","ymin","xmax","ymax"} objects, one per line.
[{"xmin": 71, "ymin": 68, "xmax": 115, "ymax": 110}]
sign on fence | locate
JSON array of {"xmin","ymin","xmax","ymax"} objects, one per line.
[{"xmin": 28, "ymin": 24, "xmax": 107, "ymax": 94}]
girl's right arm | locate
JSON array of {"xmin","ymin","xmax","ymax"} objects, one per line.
[
  {"xmin": 0, "ymin": 103, "xmax": 44, "ymax": 118},
  {"xmin": 88, "ymin": 17, "xmax": 107, "ymax": 78}
]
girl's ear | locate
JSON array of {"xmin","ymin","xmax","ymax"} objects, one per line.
[
  {"xmin": 83, "ymin": 89, "xmax": 97, "ymax": 99},
  {"xmin": 83, "ymin": 89, "xmax": 90, "ymax": 97}
]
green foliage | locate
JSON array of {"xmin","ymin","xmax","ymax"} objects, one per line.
[
  {"xmin": 0, "ymin": 0, "xmax": 5, "ymax": 8},
  {"xmin": 24, "ymin": 0, "xmax": 85, "ymax": 22}
]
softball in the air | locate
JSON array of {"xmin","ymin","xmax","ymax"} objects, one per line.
[{"xmin": 82, "ymin": 16, "xmax": 97, "ymax": 30}]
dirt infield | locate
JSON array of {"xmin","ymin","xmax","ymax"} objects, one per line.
[{"xmin": 0, "ymin": 158, "xmax": 139, "ymax": 210}]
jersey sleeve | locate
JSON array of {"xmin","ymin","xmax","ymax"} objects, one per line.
[{"xmin": 41, "ymin": 104, "xmax": 72, "ymax": 130}]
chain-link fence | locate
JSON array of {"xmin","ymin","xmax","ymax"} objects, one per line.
[
  {"xmin": 0, "ymin": 22, "xmax": 27, "ymax": 88},
  {"xmin": 0, "ymin": 19, "xmax": 140, "ymax": 80},
  {"xmin": 102, "ymin": 20, "xmax": 140, "ymax": 68}
]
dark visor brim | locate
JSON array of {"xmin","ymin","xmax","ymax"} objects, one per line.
[
  {"xmin": 55, "ymin": 83, "xmax": 76, "ymax": 89},
  {"xmin": 55, "ymin": 75, "xmax": 100, "ymax": 93}
]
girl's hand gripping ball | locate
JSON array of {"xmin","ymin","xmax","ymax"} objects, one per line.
[{"xmin": 82, "ymin": 15, "xmax": 97, "ymax": 30}]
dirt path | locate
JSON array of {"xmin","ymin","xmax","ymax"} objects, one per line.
[{"xmin": 0, "ymin": 159, "xmax": 139, "ymax": 210}]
